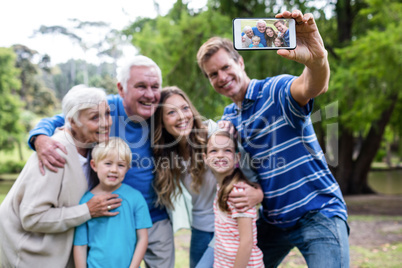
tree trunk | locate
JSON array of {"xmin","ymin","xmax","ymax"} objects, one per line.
[
  {"xmin": 336, "ymin": 0, "xmax": 353, "ymax": 44},
  {"xmin": 331, "ymin": 127, "xmax": 354, "ymax": 193},
  {"xmin": 17, "ymin": 140, "xmax": 23, "ymax": 161},
  {"xmin": 349, "ymin": 94, "xmax": 398, "ymax": 194}
]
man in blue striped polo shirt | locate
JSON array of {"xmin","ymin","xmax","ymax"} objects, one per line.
[{"xmin": 197, "ymin": 10, "xmax": 349, "ymax": 268}]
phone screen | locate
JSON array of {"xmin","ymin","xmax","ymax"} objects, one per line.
[{"xmin": 233, "ymin": 18, "xmax": 296, "ymax": 50}]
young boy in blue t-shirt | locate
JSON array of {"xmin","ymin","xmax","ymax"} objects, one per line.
[
  {"xmin": 73, "ymin": 137, "xmax": 152, "ymax": 268},
  {"xmin": 248, "ymin": 36, "xmax": 264, "ymax": 48}
]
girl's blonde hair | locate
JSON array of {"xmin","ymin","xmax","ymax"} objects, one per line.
[{"xmin": 152, "ymin": 86, "xmax": 207, "ymax": 210}]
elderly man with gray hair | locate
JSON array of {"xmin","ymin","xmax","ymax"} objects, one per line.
[{"xmin": 252, "ymin": 19, "xmax": 267, "ymax": 47}]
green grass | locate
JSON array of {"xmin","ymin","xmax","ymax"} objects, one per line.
[
  {"xmin": 350, "ymin": 244, "xmax": 402, "ymax": 268},
  {"xmin": 349, "ymin": 215, "xmax": 402, "ymax": 221},
  {"xmin": 173, "ymin": 229, "xmax": 190, "ymax": 268},
  {"xmin": 139, "ymin": 229, "xmax": 190, "ymax": 268},
  {"xmin": 273, "ymin": 242, "xmax": 402, "ymax": 268}
]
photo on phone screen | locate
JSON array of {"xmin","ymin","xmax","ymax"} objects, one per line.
[{"xmin": 233, "ymin": 18, "xmax": 296, "ymax": 50}]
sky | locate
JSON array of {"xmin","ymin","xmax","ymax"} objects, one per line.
[{"xmin": 0, "ymin": 0, "xmax": 206, "ymax": 65}]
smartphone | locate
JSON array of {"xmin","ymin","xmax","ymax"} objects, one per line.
[{"xmin": 233, "ymin": 18, "xmax": 296, "ymax": 50}]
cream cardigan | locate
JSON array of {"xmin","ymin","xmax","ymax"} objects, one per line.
[{"xmin": 0, "ymin": 130, "xmax": 91, "ymax": 267}]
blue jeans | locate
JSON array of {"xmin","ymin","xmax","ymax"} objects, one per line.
[
  {"xmin": 195, "ymin": 245, "xmax": 214, "ymax": 268},
  {"xmin": 257, "ymin": 211, "xmax": 350, "ymax": 268},
  {"xmin": 190, "ymin": 228, "xmax": 214, "ymax": 268}
]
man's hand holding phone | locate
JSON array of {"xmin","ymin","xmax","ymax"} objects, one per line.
[{"xmin": 275, "ymin": 10, "xmax": 328, "ymax": 69}]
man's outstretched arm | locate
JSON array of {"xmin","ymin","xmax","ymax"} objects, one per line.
[{"xmin": 276, "ymin": 10, "xmax": 330, "ymax": 107}]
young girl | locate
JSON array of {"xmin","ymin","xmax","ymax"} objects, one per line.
[
  {"xmin": 204, "ymin": 131, "xmax": 264, "ymax": 268},
  {"xmin": 274, "ymin": 36, "xmax": 285, "ymax": 47}
]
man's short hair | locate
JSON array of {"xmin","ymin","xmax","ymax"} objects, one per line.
[
  {"xmin": 274, "ymin": 20, "xmax": 286, "ymax": 26},
  {"xmin": 197, "ymin": 37, "xmax": 241, "ymax": 77}
]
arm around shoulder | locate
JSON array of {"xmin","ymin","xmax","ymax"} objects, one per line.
[
  {"xmin": 28, "ymin": 114, "xmax": 68, "ymax": 174},
  {"xmin": 28, "ymin": 113, "xmax": 65, "ymax": 150}
]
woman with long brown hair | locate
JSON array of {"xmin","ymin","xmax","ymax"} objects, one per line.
[
  {"xmin": 264, "ymin": 26, "xmax": 278, "ymax": 47},
  {"xmin": 152, "ymin": 86, "xmax": 216, "ymax": 268}
]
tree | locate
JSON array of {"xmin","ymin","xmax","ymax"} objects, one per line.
[
  {"xmin": 52, "ymin": 59, "xmax": 117, "ymax": 99},
  {"xmin": 0, "ymin": 48, "xmax": 23, "ymax": 151},
  {"xmin": 34, "ymin": 19, "xmax": 129, "ymax": 84},
  {"xmin": 12, "ymin": 44, "xmax": 58, "ymax": 116},
  {"xmin": 323, "ymin": 0, "xmax": 402, "ymax": 194}
]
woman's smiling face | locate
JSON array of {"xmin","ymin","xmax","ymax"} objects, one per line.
[
  {"xmin": 71, "ymin": 101, "xmax": 112, "ymax": 145},
  {"xmin": 162, "ymin": 94, "xmax": 194, "ymax": 140},
  {"xmin": 266, "ymin": 28, "xmax": 274, "ymax": 37}
]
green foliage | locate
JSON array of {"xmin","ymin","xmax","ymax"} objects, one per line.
[
  {"xmin": 19, "ymin": 110, "xmax": 37, "ymax": 132},
  {"xmin": 0, "ymin": 160, "xmax": 25, "ymax": 174},
  {"xmin": 89, "ymin": 74, "xmax": 118, "ymax": 95},
  {"xmin": 12, "ymin": 44, "xmax": 58, "ymax": 116},
  {"xmin": 328, "ymin": 0, "xmax": 402, "ymax": 132},
  {"xmin": 0, "ymin": 47, "xmax": 23, "ymax": 151},
  {"xmin": 208, "ymin": 0, "xmax": 327, "ymax": 19},
  {"xmin": 52, "ymin": 59, "xmax": 117, "ymax": 99},
  {"xmin": 125, "ymin": 1, "xmax": 234, "ymax": 118}
]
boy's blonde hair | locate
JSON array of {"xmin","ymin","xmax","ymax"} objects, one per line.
[
  {"xmin": 252, "ymin": 36, "xmax": 261, "ymax": 42},
  {"xmin": 92, "ymin": 137, "xmax": 132, "ymax": 167}
]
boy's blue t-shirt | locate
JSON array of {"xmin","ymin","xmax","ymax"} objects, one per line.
[
  {"xmin": 248, "ymin": 43, "xmax": 264, "ymax": 48},
  {"xmin": 74, "ymin": 184, "xmax": 152, "ymax": 268}
]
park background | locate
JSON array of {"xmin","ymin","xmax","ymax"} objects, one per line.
[{"xmin": 0, "ymin": 0, "xmax": 401, "ymax": 267}]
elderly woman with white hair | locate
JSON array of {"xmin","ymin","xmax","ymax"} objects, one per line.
[
  {"xmin": 0, "ymin": 85, "xmax": 121, "ymax": 268},
  {"xmin": 242, "ymin": 25, "xmax": 254, "ymax": 48}
]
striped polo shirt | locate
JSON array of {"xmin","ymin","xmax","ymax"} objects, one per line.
[{"xmin": 222, "ymin": 75, "xmax": 347, "ymax": 228}]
